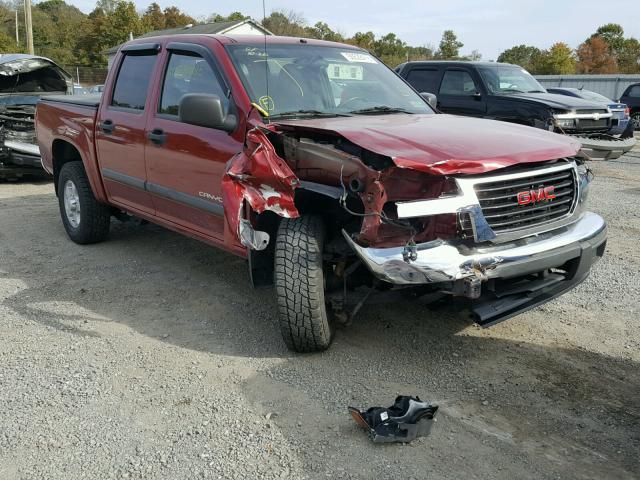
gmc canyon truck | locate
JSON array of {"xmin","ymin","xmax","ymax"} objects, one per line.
[{"xmin": 36, "ymin": 35, "xmax": 607, "ymax": 352}]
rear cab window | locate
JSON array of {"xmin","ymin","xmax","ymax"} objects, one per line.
[
  {"xmin": 627, "ymin": 85, "xmax": 640, "ymax": 98},
  {"xmin": 111, "ymin": 53, "xmax": 158, "ymax": 112}
]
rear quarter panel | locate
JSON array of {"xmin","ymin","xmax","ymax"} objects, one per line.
[{"xmin": 36, "ymin": 101, "xmax": 107, "ymax": 202}]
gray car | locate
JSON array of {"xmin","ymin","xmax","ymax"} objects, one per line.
[{"xmin": 0, "ymin": 54, "xmax": 73, "ymax": 179}]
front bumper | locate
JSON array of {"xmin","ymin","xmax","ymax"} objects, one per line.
[
  {"xmin": 344, "ymin": 212, "xmax": 606, "ymax": 286},
  {"xmin": 0, "ymin": 140, "xmax": 43, "ymax": 177}
]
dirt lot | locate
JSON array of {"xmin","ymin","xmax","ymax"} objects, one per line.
[{"xmin": 1, "ymin": 152, "xmax": 639, "ymax": 480}]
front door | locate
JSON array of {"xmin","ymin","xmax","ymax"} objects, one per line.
[
  {"xmin": 96, "ymin": 48, "xmax": 160, "ymax": 214},
  {"xmin": 437, "ymin": 68, "xmax": 487, "ymax": 117},
  {"xmin": 145, "ymin": 45, "xmax": 242, "ymax": 239}
]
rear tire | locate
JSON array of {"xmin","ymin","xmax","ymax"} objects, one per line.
[
  {"xmin": 632, "ymin": 113, "xmax": 640, "ymax": 131},
  {"xmin": 58, "ymin": 162, "xmax": 111, "ymax": 244},
  {"xmin": 274, "ymin": 215, "xmax": 333, "ymax": 352}
]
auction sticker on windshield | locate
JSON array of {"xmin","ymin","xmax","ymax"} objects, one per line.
[{"xmin": 340, "ymin": 52, "xmax": 377, "ymax": 64}]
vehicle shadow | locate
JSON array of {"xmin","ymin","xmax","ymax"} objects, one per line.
[{"xmin": 1, "ymin": 192, "xmax": 638, "ymax": 478}]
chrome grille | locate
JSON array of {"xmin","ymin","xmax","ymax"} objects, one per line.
[
  {"xmin": 575, "ymin": 109, "xmax": 608, "ymax": 115},
  {"xmin": 461, "ymin": 165, "xmax": 577, "ymax": 237}
]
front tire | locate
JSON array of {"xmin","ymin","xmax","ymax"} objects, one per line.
[
  {"xmin": 58, "ymin": 162, "xmax": 111, "ymax": 244},
  {"xmin": 274, "ymin": 215, "xmax": 333, "ymax": 352}
]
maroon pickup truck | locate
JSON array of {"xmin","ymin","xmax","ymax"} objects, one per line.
[{"xmin": 36, "ymin": 35, "xmax": 607, "ymax": 352}]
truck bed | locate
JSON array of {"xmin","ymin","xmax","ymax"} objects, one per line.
[{"xmin": 40, "ymin": 94, "xmax": 101, "ymax": 109}]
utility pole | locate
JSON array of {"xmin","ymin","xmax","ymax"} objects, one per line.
[{"xmin": 24, "ymin": 0, "xmax": 34, "ymax": 55}]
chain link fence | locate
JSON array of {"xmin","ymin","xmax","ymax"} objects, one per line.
[{"xmin": 62, "ymin": 65, "xmax": 109, "ymax": 87}]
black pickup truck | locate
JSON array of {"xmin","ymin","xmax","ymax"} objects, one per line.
[{"xmin": 396, "ymin": 61, "xmax": 636, "ymax": 159}]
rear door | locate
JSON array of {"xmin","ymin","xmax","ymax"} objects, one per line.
[
  {"xmin": 437, "ymin": 68, "xmax": 487, "ymax": 117},
  {"xmin": 96, "ymin": 44, "xmax": 161, "ymax": 214},
  {"xmin": 144, "ymin": 42, "xmax": 242, "ymax": 239}
]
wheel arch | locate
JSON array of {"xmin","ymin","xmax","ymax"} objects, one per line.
[{"xmin": 248, "ymin": 185, "xmax": 342, "ymax": 288}]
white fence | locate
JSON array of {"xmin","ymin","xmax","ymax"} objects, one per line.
[{"xmin": 535, "ymin": 74, "xmax": 640, "ymax": 101}]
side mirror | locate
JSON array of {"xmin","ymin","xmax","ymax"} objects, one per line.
[
  {"xmin": 420, "ymin": 92, "xmax": 438, "ymax": 109},
  {"xmin": 473, "ymin": 92, "xmax": 482, "ymax": 101},
  {"xmin": 179, "ymin": 93, "xmax": 237, "ymax": 132}
]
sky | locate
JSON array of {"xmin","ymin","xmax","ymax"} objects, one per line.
[{"xmin": 66, "ymin": 0, "xmax": 640, "ymax": 60}]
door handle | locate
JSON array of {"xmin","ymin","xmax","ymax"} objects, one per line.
[
  {"xmin": 99, "ymin": 119, "xmax": 115, "ymax": 134},
  {"xmin": 147, "ymin": 128, "xmax": 166, "ymax": 145}
]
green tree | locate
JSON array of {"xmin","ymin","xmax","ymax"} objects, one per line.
[
  {"xmin": 372, "ymin": 32, "xmax": 407, "ymax": 67},
  {"xmin": 225, "ymin": 12, "xmax": 246, "ymax": 21},
  {"xmin": 406, "ymin": 45, "xmax": 434, "ymax": 62},
  {"xmin": 306, "ymin": 21, "xmax": 342, "ymax": 42},
  {"xmin": 95, "ymin": 0, "xmax": 117, "ymax": 14},
  {"xmin": 617, "ymin": 38, "xmax": 640, "ymax": 73},
  {"xmin": 262, "ymin": 10, "xmax": 306, "ymax": 37},
  {"xmin": 0, "ymin": 29, "xmax": 13, "ymax": 52},
  {"xmin": 436, "ymin": 30, "xmax": 463, "ymax": 59},
  {"xmin": 79, "ymin": 1, "xmax": 142, "ymax": 65},
  {"xmin": 32, "ymin": 0, "xmax": 87, "ymax": 64},
  {"xmin": 497, "ymin": 45, "xmax": 542, "ymax": 71},
  {"xmin": 142, "ymin": 2, "xmax": 164, "ymax": 32},
  {"xmin": 347, "ymin": 31, "xmax": 375, "ymax": 51},
  {"xmin": 536, "ymin": 42, "xmax": 576, "ymax": 74},
  {"xmin": 592, "ymin": 23, "xmax": 625, "ymax": 55},
  {"xmin": 162, "ymin": 6, "xmax": 195, "ymax": 28}
]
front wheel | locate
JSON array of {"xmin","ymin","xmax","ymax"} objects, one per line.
[
  {"xmin": 58, "ymin": 162, "xmax": 111, "ymax": 244},
  {"xmin": 632, "ymin": 113, "xmax": 640, "ymax": 131},
  {"xmin": 274, "ymin": 215, "xmax": 333, "ymax": 352}
]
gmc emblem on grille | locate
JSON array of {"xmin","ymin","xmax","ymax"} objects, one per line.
[{"xmin": 517, "ymin": 186, "xmax": 556, "ymax": 206}]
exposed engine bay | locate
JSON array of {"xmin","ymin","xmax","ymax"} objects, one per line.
[{"xmin": 0, "ymin": 54, "xmax": 72, "ymax": 178}]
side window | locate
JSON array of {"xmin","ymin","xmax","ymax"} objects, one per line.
[
  {"xmin": 159, "ymin": 52, "xmax": 227, "ymax": 116},
  {"xmin": 439, "ymin": 70, "xmax": 477, "ymax": 96},
  {"xmin": 628, "ymin": 85, "xmax": 640, "ymax": 98},
  {"xmin": 406, "ymin": 68, "xmax": 441, "ymax": 94},
  {"xmin": 111, "ymin": 54, "xmax": 158, "ymax": 111}
]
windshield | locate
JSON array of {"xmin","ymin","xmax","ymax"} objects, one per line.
[
  {"xmin": 478, "ymin": 65, "xmax": 546, "ymax": 94},
  {"xmin": 226, "ymin": 44, "xmax": 433, "ymax": 118},
  {"xmin": 578, "ymin": 90, "xmax": 612, "ymax": 103}
]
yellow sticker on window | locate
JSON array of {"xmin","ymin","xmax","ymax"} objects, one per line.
[{"xmin": 259, "ymin": 95, "xmax": 275, "ymax": 111}]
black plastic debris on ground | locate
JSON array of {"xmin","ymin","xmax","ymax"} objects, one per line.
[{"xmin": 349, "ymin": 395, "xmax": 438, "ymax": 443}]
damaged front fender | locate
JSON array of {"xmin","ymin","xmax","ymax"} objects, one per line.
[{"xmin": 222, "ymin": 125, "xmax": 300, "ymax": 249}]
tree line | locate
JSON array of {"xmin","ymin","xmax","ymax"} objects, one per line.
[
  {"xmin": 498, "ymin": 24, "xmax": 640, "ymax": 74},
  {"xmin": 0, "ymin": 1, "xmax": 637, "ymax": 75}
]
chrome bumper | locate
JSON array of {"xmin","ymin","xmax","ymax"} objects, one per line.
[{"xmin": 344, "ymin": 212, "xmax": 607, "ymax": 285}]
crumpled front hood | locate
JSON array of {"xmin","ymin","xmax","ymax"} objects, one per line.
[
  {"xmin": 273, "ymin": 114, "xmax": 581, "ymax": 175},
  {"xmin": 0, "ymin": 54, "xmax": 72, "ymax": 96}
]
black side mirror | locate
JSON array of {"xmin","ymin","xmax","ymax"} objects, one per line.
[
  {"xmin": 473, "ymin": 92, "xmax": 482, "ymax": 101},
  {"xmin": 420, "ymin": 92, "xmax": 438, "ymax": 109},
  {"xmin": 179, "ymin": 93, "xmax": 237, "ymax": 132}
]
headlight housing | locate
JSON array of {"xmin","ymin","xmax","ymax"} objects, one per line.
[
  {"xmin": 576, "ymin": 162, "xmax": 592, "ymax": 204},
  {"xmin": 552, "ymin": 110, "xmax": 576, "ymax": 129}
]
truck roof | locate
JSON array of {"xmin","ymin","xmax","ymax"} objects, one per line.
[
  {"xmin": 123, "ymin": 34, "xmax": 363, "ymax": 51},
  {"xmin": 400, "ymin": 60, "xmax": 519, "ymax": 68}
]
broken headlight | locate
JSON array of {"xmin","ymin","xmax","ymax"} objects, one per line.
[{"xmin": 576, "ymin": 161, "xmax": 592, "ymax": 204}]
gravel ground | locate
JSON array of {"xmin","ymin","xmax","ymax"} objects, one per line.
[{"xmin": 0, "ymin": 152, "xmax": 639, "ymax": 479}]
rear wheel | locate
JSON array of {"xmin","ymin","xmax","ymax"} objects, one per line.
[
  {"xmin": 632, "ymin": 113, "xmax": 640, "ymax": 130},
  {"xmin": 274, "ymin": 215, "xmax": 333, "ymax": 352},
  {"xmin": 58, "ymin": 162, "xmax": 111, "ymax": 244}
]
